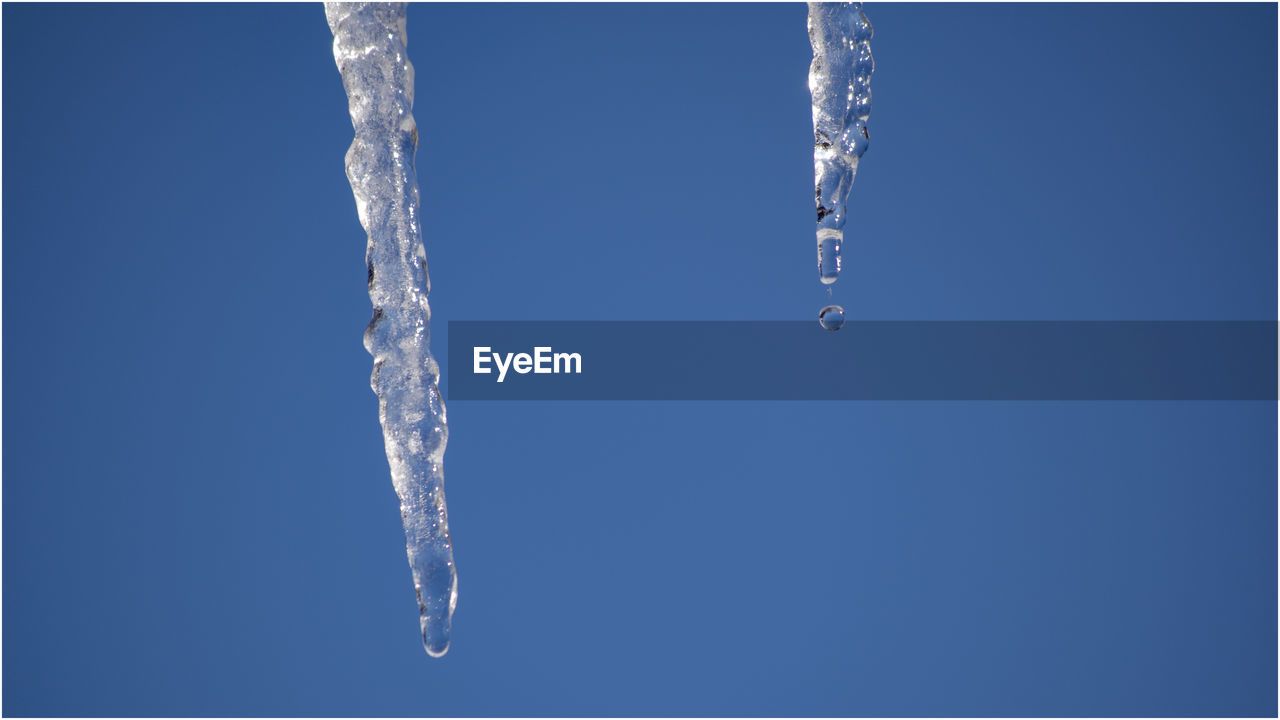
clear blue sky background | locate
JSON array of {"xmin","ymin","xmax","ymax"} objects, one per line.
[{"xmin": 3, "ymin": 2, "xmax": 1276, "ymax": 716}]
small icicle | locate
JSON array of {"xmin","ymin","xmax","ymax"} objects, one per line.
[{"xmin": 808, "ymin": 2, "xmax": 874, "ymax": 287}]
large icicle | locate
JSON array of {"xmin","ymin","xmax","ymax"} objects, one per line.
[
  {"xmin": 808, "ymin": 2, "xmax": 874, "ymax": 285},
  {"xmin": 326, "ymin": 2, "xmax": 457, "ymax": 657}
]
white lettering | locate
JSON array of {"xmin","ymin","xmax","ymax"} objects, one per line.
[
  {"xmin": 474, "ymin": 346, "xmax": 582, "ymax": 382},
  {"xmin": 554, "ymin": 352, "xmax": 582, "ymax": 374},
  {"xmin": 534, "ymin": 347, "xmax": 552, "ymax": 374},
  {"xmin": 493, "ymin": 351, "xmax": 513, "ymax": 383}
]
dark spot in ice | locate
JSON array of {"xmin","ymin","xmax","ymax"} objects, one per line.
[
  {"xmin": 366, "ymin": 306, "xmax": 384, "ymax": 334},
  {"xmin": 815, "ymin": 186, "xmax": 831, "ymax": 221},
  {"xmin": 367, "ymin": 261, "xmax": 375, "ymax": 288},
  {"xmin": 861, "ymin": 126, "xmax": 869, "ymax": 140}
]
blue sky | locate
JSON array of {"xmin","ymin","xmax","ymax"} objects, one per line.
[{"xmin": 3, "ymin": 2, "xmax": 1276, "ymax": 716}]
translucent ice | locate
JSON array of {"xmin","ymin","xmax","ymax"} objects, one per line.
[
  {"xmin": 808, "ymin": 2, "xmax": 873, "ymax": 285},
  {"xmin": 326, "ymin": 2, "xmax": 457, "ymax": 657}
]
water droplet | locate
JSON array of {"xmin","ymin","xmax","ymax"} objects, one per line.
[{"xmin": 818, "ymin": 304, "xmax": 845, "ymax": 331}]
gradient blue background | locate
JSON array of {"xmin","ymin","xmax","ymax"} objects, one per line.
[{"xmin": 4, "ymin": 3, "xmax": 1276, "ymax": 716}]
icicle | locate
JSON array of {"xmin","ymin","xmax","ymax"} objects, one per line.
[
  {"xmin": 808, "ymin": 2, "xmax": 874, "ymax": 286},
  {"xmin": 325, "ymin": 2, "xmax": 457, "ymax": 657}
]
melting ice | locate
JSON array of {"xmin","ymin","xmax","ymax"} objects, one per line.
[
  {"xmin": 809, "ymin": 2, "xmax": 874, "ymax": 286},
  {"xmin": 326, "ymin": 2, "xmax": 458, "ymax": 657}
]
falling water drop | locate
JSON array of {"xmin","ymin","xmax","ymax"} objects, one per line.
[{"xmin": 818, "ymin": 304, "xmax": 846, "ymax": 331}]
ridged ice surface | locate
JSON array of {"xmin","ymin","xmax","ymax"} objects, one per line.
[
  {"xmin": 808, "ymin": 2, "xmax": 874, "ymax": 285},
  {"xmin": 326, "ymin": 2, "xmax": 457, "ymax": 657}
]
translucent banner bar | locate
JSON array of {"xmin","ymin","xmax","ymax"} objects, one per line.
[{"xmin": 447, "ymin": 321, "xmax": 1277, "ymax": 401}]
